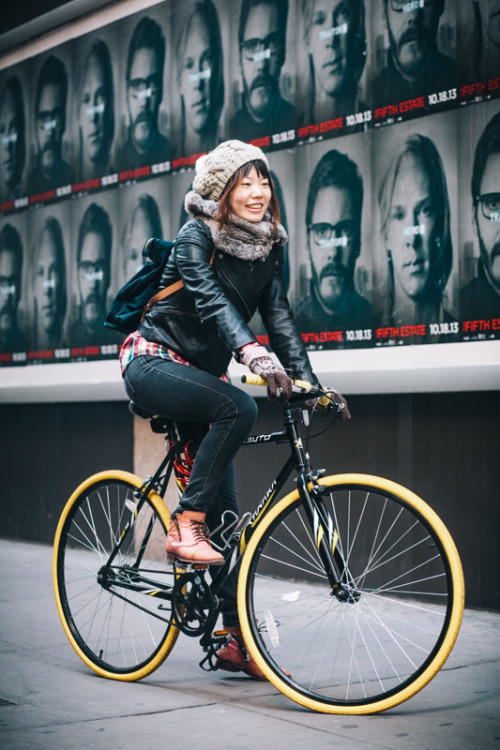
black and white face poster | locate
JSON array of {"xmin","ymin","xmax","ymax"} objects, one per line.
[
  {"xmin": 458, "ymin": 99, "xmax": 500, "ymax": 340},
  {"xmin": 292, "ymin": 131, "xmax": 373, "ymax": 349},
  {"xmin": 372, "ymin": 109, "xmax": 459, "ymax": 346},
  {"xmin": 0, "ymin": 0, "xmax": 499, "ymax": 366}
]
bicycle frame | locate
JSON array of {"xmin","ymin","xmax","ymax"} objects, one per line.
[
  {"xmin": 210, "ymin": 402, "xmax": 342, "ymax": 598},
  {"xmin": 53, "ymin": 382, "xmax": 464, "ymax": 710},
  {"xmin": 99, "ymin": 398, "xmax": 346, "ymax": 640}
]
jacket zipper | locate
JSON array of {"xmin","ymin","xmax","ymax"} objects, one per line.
[{"xmin": 216, "ymin": 261, "xmax": 253, "ymax": 319}]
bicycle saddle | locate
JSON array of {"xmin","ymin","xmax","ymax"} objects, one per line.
[{"xmin": 128, "ymin": 401, "xmax": 174, "ymax": 434}]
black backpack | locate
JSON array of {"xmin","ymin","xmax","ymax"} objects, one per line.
[{"xmin": 105, "ymin": 237, "xmax": 178, "ymax": 336}]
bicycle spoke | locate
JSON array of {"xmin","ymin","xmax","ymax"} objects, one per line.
[
  {"xmin": 55, "ymin": 475, "xmax": 179, "ymax": 677},
  {"xmin": 242, "ymin": 480, "xmax": 462, "ymax": 711}
]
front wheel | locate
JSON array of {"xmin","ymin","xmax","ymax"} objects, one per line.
[
  {"xmin": 53, "ymin": 470, "xmax": 180, "ymax": 680},
  {"xmin": 238, "ymin": 474, "xmax": 464, "ymax": 714}
]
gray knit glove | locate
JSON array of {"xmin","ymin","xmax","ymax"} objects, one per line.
[{"xmin": 239, "ymin": 343, "xmax": 293, "ymax": 404}]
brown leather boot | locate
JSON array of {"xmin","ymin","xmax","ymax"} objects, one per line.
[
  {"xmin": 165, "ymin": 511, "xmax": 224, "ymax": 565},
  {"xmin": 215, "ymin": 625, "xmax": 266, "ymax": 681}
]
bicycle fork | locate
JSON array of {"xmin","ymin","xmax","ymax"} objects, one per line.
[
  {"xmin": 286, "ymin": 409, "xmax": 359, "ymax": 603},
  {"xmin": 297, "ymin": 476, "xmax": 360, "ymax": 603}
]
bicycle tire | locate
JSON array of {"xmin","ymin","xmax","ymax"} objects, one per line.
[
  {"xmin": 53, "ymin": 470, "xmax": 180, "ymax": 680},
  {"xmin": 238, "ymin": 473, "xmax": 464, "ymax": 714}
]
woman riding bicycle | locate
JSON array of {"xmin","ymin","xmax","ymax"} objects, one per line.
[{"xmin": 119, "ymin": 139, "xmax": 350, "ymax": 678}]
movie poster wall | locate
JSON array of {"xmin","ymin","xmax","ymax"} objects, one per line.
[{"xmin": 1, "ymin": 0, "xmax": 499, "ymax": 366}]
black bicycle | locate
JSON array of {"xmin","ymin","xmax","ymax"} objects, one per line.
[{"xmin": 53, "ymin": 377, "xmax": 464, "ymax": 714}]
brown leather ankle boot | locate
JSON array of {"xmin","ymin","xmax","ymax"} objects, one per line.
[
  {"xmin": 165, "ymin": 511, "xmax": 224, "ymax": 565},
  {"xmin": 215, "ymin": 625, "xmax": 266, "ymax": 680}
]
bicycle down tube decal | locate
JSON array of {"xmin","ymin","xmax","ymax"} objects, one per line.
[
  {"xmin": 250, "ymin": 480, "xmax": 278, "ymax": 528},
  {"xmin": 236, "ymin": 481, "xmax": 279, "ymax": 555}
]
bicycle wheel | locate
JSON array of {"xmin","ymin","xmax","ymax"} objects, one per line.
[
  {"xmin": 238, "ymin": 473, "xmax": 464, "ymax": 714},
  {"xmin": 53, "ymin": 470, "xmax": 180, "ymax": 680}
]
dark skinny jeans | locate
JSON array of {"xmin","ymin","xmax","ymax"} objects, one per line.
[{"xmin": 123, "ymin": 354, "xmax": 258, "ymax": 625}]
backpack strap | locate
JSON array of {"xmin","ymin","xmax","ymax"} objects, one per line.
[{"xmin": 140, "ymin": 246, "xmax": 215, "ymax": 323}]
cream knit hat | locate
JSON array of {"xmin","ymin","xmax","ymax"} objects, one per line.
[{"xmin": 192, "ymin": 140, "xmax": 269, "ymax": 201}]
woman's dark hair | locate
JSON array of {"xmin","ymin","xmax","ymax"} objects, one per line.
[{"xmin": 217, "ymin": 160, "xmax": 281, "ymax": 231}]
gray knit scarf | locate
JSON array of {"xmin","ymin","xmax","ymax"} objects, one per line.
[{"xmin": 184, "ymin": 190, "xmax": 287, "ymax": 262}]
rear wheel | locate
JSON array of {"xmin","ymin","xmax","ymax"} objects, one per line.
[
  {"xmin": 53, "ymin": 470, "xmax": 180, "ymax": 680},
  {"xmin": 238, "ymin": 473, "xmax": 464, "ymax": 714}
]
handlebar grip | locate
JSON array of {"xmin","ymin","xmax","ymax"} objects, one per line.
[
  {"xmin": 241, "ymin": 374, "xmax": 343, "ymax": 412},
  {"xmin": 241, "ymin": 373, "xmax": 267, "ymax": 386},
  {"xmin": 241, "ymin": 373, "xmax": 313, "ymax": 394}
]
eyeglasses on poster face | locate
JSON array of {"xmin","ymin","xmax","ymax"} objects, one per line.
[
  {"xmin": 390, "ymin": 0, "xmax": 432, "ymax": 12},
  {"xmin": 127, "ymin": 75, "xmax": 161, "ymax": 99},
  {"xmin": 308, "ymin": 221, "xmax": 355, "ymax": 247},
  {"xmin": 240, "ymin": 33, "xmax": 281, "ymax": 61},
  {"xmin": 476, "ymin": 193, "xmax": 500, "ymax": 222}
]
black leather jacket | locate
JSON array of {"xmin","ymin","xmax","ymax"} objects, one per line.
[{"xmin": 139, "ymin": 218, "xmax": 316, "ymax": 381}]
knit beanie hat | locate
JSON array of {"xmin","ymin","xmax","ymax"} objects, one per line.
[{"xmin": 192, "ymin": 140, "xmax": 269, "ymax": 201}]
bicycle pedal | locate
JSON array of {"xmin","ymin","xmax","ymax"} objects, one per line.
[
  {"xmin": 176, "ymin": 562, "xmax": 208, "ymax": 571},
  {"xmin": 213, "ymin": 630, "xmax": 231, "ymax": 644},
  {"xmin": 168, "ymin": 556, "xmax": 208, "ymax": 571}
]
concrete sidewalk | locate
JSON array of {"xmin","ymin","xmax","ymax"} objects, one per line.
[{"xmin": 0, "ymin": 539, "xmax": 499, "ymax": 750}]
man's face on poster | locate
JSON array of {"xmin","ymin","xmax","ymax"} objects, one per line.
[
  {"xmin": 386, "ymin": 152, "xmax": 436, "ymax": 300},
  {"xmin": 0, "ymin": 86, "xmax": 23, "ymax": 192},
  {"xmin": 124, "ymin": 205, "xmax": 154, "ymax": 280},
  {"xmin": 475, "ymin": 151, "xmax": 500, "ymax": 293},
  {"xmin": 180, "ymin": 12, "xmax": 212, "ymax": 134},
  {"xmin": 36, "ymin": 82, "xmax": 65, "ymax": 177},
  {"xmin": 127, "ymin": 46, "xmax": 162, "ymax": 153},
  {"xmin": 307, "ymin": 0, "xmax": 354, "ymax": 99},
  {"xmin": 385, "ymin": 0, "xmax": 443, "ymax": 80},
  {"xmin": 80, "ymin": 51, "xmax": 110, "ymax": 164},
  {"xmin": 78, "ymin": 230, "xmax": 110, "ymax": 330},
  {"xmin": 0, "ymin": 246, "xmax": 21, "ymax": 337},
  {"xmin": 240, "ymin": 1, "xmax": 282, "ymax": 121},
  {"xmin": 478, "ymin": 0, "xmax": 500, "ymax": 50},
  {"xmin": 308, "ymin": 184, "xmax": 359, "ymax": 312},
  {"xmin": 35, "ymin": 226, "xmax": 65, "ymax": 335}
]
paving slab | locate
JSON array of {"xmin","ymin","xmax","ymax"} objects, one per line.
[{"xmin": 0, "ymin": 539, "xmax": 499, "ymax": 750}]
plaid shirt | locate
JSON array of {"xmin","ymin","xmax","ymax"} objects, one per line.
[{"xmin": 119, "ymin": 330, "xmax": 229, "ymax": 383}]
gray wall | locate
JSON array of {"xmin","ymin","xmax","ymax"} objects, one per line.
[{"xmin": 0, "ymin": 390, "xmax": 498, "ymax": 610}]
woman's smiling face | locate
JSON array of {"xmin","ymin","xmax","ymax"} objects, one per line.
[{"xmin": 229, "ymin": 165, "xmax": 271, "ymax": 222}]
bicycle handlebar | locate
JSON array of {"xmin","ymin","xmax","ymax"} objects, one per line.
[{"xmin": 241, "ymin": 373, "xmax": 341, "ymax": 411}]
